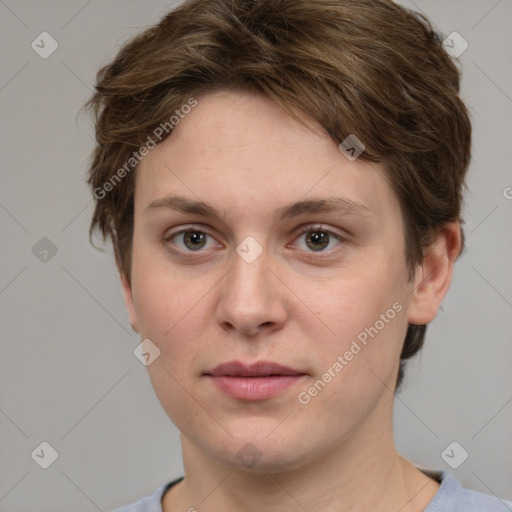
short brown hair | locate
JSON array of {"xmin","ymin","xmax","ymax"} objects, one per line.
[{"xmin": 85, "ymin": 0, "xmax": 471, "ymax": 390}]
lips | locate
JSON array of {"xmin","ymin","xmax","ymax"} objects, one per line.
[
  {"xmin": 205, "ymin": 361, "xmax": 304, "ymax": 377},
  {"xmin": 204, "ymin": 361, "xmax": 306, "ymax": 400}
]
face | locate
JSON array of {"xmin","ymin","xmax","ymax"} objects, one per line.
[{"xmin": 121, "ymin": 90, "xmax": 431, "ymax": 471}]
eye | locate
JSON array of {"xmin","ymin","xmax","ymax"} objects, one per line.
[
  {"xmin": 166, "ymin": 227, "xmax": 222, "ymax": 252},
  {"xmin": 292, "ymin": 224, "xmax": 344, "ymax": 253},
  {"xmin": 164, "ymin": 224, "xmax": 344, "ymax": 255}
]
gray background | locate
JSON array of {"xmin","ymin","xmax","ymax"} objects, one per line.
[{"xmin": 0, "ymin": 1, "xmax": 511, "ymax": 510}]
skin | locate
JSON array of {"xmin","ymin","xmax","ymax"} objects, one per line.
[{"xmin": 119, "ymin": 90, "xmax": 461, "ymax": 512}]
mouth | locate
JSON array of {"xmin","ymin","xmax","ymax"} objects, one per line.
[{"xmin": 204, "ymin": 361, "xmax": 306, "ymax": 400}]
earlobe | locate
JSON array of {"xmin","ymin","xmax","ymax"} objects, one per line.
[
  {"xmin": 117, "ymin": 260, "xmax": 140, "ymax": 334},
  {"xmin": 406, "ymin": 222, "xmax": 462, "ymax": 326}
]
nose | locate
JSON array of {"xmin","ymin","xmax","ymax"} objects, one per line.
[{"xmin": 215, "ymin": 246, "xmax": 288, "ymax": 337}]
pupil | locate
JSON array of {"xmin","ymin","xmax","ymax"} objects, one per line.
[
  {"xmin": 185, "ymin": 231, "xmax": 206, "ymax": 250},
  {"xmin": 306, "ymin": 231, "xmax": 329, "ymax": 251}
]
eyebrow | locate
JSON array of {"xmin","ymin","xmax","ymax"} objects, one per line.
[{"xmin": 144, "ymin": 194, "xmax": 372, "ymax": 221}]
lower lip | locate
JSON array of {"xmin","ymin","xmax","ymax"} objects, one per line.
[{"xmin": 208, "ymin": 375, "xmax": 305, "ymax": 400}]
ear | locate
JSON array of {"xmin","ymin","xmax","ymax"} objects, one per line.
[
  {"xmin": 407, "ymin": 222, "xmax": 462, "ymax": 325},
  {"xmin": 117, "ymin": 258, "xmax": 140, "ymax": 333}
]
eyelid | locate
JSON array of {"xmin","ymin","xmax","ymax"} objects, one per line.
[
  {"xmin": 164, "ymin": 224, "xmax": 220, "ymax": 241},
  {"xmin": 292, "ymin": 223, "xmax": 346, "ymax": 239}
]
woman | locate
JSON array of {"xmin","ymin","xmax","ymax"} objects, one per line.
[{"xmin": 85, "ymin": 1, "xmax": 512, "ymax": 510}]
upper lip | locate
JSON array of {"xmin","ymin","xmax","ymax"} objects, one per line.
[{"xmin": 205, "ymin": 361, "xmax": 304, "ymax": 377}]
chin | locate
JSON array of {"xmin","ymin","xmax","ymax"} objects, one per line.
[{"xmin": 209, "ymin": 424, "xmax": 320, "ymax": 473}]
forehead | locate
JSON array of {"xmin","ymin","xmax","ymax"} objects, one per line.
[{"xmin": 135, "ymin": 91, "xmax": 401, "ymax": 225}]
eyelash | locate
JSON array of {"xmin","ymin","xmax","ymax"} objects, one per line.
[{"xmin": 164, "ymin": 224, "xmax": 345, "ymax": 257}]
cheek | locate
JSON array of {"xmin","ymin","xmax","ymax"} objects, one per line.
[
  {"xmin": 294, "ymin": 264, "xmax": 408, "ymax": 387},
  {"xmin": 133, "ymin": 273, "xmax": 207, "ymax": 356},
  {"xmin": 131, "ymin": 236, "xmax": 192, "ymax": 332},
  {"xmin": 130, "ymin": 256, "xmax": 216, "ymax": 431},
  {"xmin": 293, "ymin": 290, "xmax": 407, "ymax": 432},
  {"xmin": 130, "ymin": 252, "xmax": 187, "ymax": 360},
  {"xmin": 299, "ymin": 267, "xmax": 405, "ymax": 339}
]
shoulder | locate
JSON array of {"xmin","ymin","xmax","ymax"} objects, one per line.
[
  {"xmin": 426, "ymin": 471, "xmax": 512, "ymax": 512},
  {"xmin": 109, "ymin": 477, "xmax": 183, "ymax": 512}
]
